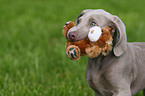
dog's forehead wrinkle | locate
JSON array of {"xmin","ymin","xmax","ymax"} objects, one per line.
[
  {"xmin": 84, "ymin": 14, "xmax": 111, "ymax": 27},
  {"xmin": 77, "ymin": 20, "xmax": 89, "ymax": 29},
  {"xmin": 76, "ymin": 15, "xmax": 89, "ymax": 25},
  {"xmin": 77, "ymin": 12, "xmax": 85, "ymax": 20},
  {"xmin": 77, "ymin": 13, "xmax": 85, "ymax": 21},
  {"xmin": 77, "ymin": 17, "xmax": 83, "ymax": 25}
]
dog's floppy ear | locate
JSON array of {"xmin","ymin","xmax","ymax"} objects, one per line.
[{"xmin": 111, "ymin": 16, "xmax": 127, "ymax": 57}]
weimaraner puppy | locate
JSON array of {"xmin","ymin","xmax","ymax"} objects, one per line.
[{"xmin": 67, "ymin": 9, "xmax": 145, "ymax": 96}]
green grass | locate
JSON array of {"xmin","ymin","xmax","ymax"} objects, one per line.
[{"xmin": 0, "ymin": 0, "xmax": 145, "ymax": 95}]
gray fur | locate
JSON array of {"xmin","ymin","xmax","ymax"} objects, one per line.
[{"xmin": 67, "ymin": 9, "xmax": 145, "ymax": 96}]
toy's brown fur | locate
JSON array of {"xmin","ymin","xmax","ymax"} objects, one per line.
[
  {"xmin": 62, "ymin": 21, "xmax": 113, "ymax": 60},
  {"xmin": 63, "ymin": 21, "xmax": 75, "ymax": 39},
  {"xmin": 65, "ymin": 38, "xmax": 91, "ymax": 56}
]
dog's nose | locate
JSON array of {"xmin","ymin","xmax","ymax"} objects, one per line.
[{"xmin": 68, "ymin": 32, "xmax": 77, "ymax": 42}]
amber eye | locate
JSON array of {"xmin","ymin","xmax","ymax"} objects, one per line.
[{"xmin": 90, "ymin": 22, "xmax": 96, "ymax": 26}]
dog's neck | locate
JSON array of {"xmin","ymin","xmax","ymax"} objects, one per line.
[{"xmin": 87, "ymin": 52, "xmax": 117, "ymax": 70}]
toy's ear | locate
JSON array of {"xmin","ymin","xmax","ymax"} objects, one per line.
[
  {"xmin": 62, "ymin": 21, "xmax": 75, "ymax": 39},
  {"xmin": 111, "ymin": 16, "xmax": 127, "ymax": 57}
]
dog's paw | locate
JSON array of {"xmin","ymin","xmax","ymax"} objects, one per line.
[
  {"xmin": 66, "ymin": 45, "xmax": 81, "ymax": 60},
  {"xmin": 85, "ymin": 46, "xmax": 101, "ymax": 58},
  {"xmin": 62, "ymin": 21, "xmax": 74, "ymax": 39}
]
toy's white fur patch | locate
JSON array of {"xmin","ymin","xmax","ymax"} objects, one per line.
[{"xmin": 88, "ymin": 26, "xmax": 102, "ymax": 42}]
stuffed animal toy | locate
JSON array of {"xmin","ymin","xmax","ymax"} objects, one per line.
[{"xmin": 62, "ymin": 21, "xmax": 113, "ymax": 60}]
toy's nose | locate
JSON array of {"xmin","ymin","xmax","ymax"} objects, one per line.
[{"xmin": 68, "ymin": 32, "xmax": 78, "ymax": 42}]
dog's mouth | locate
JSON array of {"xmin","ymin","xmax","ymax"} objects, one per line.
[
  {"xmin": 67, "ymin": 26, "xmax": 103, "ymax": 42},
  {"xmin": 68, "ymin": 33, "xmax": 88, "ymax": 42}
]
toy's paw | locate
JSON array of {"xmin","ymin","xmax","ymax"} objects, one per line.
[
  {"xmin": 66, "ymin": 45, "xmax": 81, "ymax": 60},
  {"xmin": 62, "ymin": 21, "xmax": 74, "ymax": 39},
  {"xmin": 85, "ymin": 46, "xmax": 101, "ymax": 58}
]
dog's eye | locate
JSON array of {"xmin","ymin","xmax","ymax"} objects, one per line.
[{"xmin": 90, "ymin": 22, "xmax": 97, "ymax": 26}]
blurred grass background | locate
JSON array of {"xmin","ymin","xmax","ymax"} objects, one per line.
[{"xmin": 0, "ymin": 0, "xmax": 145, "ymax": 95}]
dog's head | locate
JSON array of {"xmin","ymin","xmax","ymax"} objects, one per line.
[{"xmin": 67, "ymin": 9, "xmax": 127, "ymax": 57}]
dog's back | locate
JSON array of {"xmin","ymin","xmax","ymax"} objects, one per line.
[{"xmin": 128, "ymin": 42, "xmax": 145, "ymax": 95}]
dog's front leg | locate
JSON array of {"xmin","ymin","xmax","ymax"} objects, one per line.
[
  {"xmin": 95, "ymin": 92, "xmax": 103, "ymax": 96},
  {"xmin": 112, "ymin": 88, "xmax": 132, "ymax": 96}
]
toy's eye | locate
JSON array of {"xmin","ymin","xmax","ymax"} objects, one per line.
[{"xmin": 90, "ymin": 22, "xmax": 96, "ymax": 26}]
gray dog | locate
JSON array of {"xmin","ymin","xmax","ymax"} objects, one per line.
[{"xmin": 67, "ymin": 9, "xmax": 145, "ymax": 96}]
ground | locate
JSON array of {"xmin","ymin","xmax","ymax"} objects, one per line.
[{"xmin": 0, "ymin": 0, "xmax": 145, "ymax": 95}]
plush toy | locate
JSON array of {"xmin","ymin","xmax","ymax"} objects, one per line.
[{"xmin": 62, "ymin": 21, "xmax": 113, "ymax": 60}]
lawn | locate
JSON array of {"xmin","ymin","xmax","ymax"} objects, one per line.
[{"xmin": 0, "ymin": 0, "xmax": 145, "ymax": 95}]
